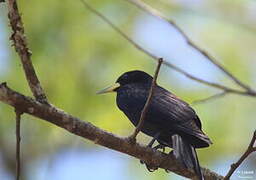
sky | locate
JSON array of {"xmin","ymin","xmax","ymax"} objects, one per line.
[
  {"xmin": 133, "ymin": 14, "xmax": 221, "ymax": 90},
  {"xmin": 0, "ymin": 18, "xmax": 9, "ymax": 76}
]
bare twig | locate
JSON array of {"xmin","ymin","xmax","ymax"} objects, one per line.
[
  {"xmin": 129, "ymin": 58, "xmax": 163, "ymax": 141},
  {"xmin": 224, "ymin": 130, "xmax": 256, "ymax": 180},
  {"xmin": 123, "ymin": 0, "xmax": 255, "ymax": 94},
  {"xmin": 15, "ymin": 109, "xmax": 22, "ymax": 180},
  {"xmin": 192, "ymin": 91, "xmax": 228, "ymax": 105},
  {"xmin": 80, "ymin": 0, "xmax": 256, "ymax": 98},
  {"xmin": 80, "ymin": 0, "xmax": 157, "ymax": 59},
  {"xmin": 0, "ymin": 82, "xmax": 223, "ymax": 180},
  {"xmin": 7, "ymin": 0, "xmax": 48, "ymax": 104}
]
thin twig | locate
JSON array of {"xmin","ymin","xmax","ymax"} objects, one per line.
[
  {"xmin": 7, "ymin": 0, "xmax": 48, "ymax": 104},
  {"xmin": 129, "ymin": 58, "xmax": 163, "ymax": 141},
  {"xmin": 124, "ymin": 0, "xmax": 255, "ymax": 94},
  {"xmin": 15, "ymin": 109, "xmax": 22, "ymax": 180},
  {"xmin": 192, "ymin": 91, "xmax": 228, "ymax": 105},
  {"xmin": 80, "ymin": 0, "xmax": 256, "ymax": 98},
  {"xmin": 224, "ymin": 130, "xmax": 256, "ymax": 180},
  {"xmin": 80, "ymin": 0, "xmax": 158, "ymax": 60}
]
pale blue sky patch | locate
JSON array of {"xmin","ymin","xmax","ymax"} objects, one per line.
[
  {"xmin": 0, "ymin": 17, "xmax": 9, "ymax": 77},
  {"xmin": 133, "ymin": 15, "xmax": 221, "ymax": 89}
]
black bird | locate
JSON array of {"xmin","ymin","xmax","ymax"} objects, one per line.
[{"xmin": 97, "ymin": 70, "xmax": 212, "ymax": 180}]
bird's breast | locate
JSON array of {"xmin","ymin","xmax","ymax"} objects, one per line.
[
  {"xmin": 116, "ymin": 86, "xmax": 148, "ymax": 126},
  {"xmin": 116, "ymin": 85, "xmax": 171, "ymax": 138}
]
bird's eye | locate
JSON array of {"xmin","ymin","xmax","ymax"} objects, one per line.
[{"xmin": 122, "ymin": 74, "xmax": 128, "ymax": 80}]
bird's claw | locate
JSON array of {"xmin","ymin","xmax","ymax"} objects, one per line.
[
  {"xmin": 140, "ymin": 160, "xmax": 158, "ymax": 172},
  {"xmin": 140, "ymin": 144, "xmax": 166, "ymax": 172},
  {"xmin": 153, "ymin": 144, "xmax": 166, "ymax": 152},
  {"xmin": 165, "ymin": 169, "xmax": 170, "ymax": 173},
  {"xmin": 146, "ymin": 164, "xmax": 158, "ymax": 172},
  {"xmin": 168, "ymin": 150, "xmax": 173, "ymax": 155}
]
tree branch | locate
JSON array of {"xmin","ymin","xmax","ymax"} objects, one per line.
[
  {"xmin": 81, "ymin": 0, "xmax": 256, "ymax": 98},
  {"xmin": 7, "ymin": 0, "xmax": 48, "ymax": 104},
  {"xmin": 130, "ymin": 58, "xmax": 163, "ymax": 140},
  {"xmin": 224, "ymin": 130, "xmax": 256, "ymax": 180},
  {"xmin": 192, "ymin": 91, "xmax": 228, "ymax": 105},
  {"xmin": 0, "ymin": 82, "xmax": 223, "ymax": 180},
  {"xmin": 123, "ymin": 0, "xmax": 256, "ymax": 94}
]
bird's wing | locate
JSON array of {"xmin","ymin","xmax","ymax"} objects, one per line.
[{"xmin": 147, "ymin": 86, "xmax": 211, "ymax": 145}]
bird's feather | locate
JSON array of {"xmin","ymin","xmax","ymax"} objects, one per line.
[{"xmin": 117, "ymin": 83, "xmax": 212, "ymax": 148}]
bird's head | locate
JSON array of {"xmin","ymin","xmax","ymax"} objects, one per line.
[{"xmin": 97, "ymin": 70, "xmax": 153, "ymax": 94}]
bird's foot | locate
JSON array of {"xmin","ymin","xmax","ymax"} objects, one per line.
[
  {"xmin": 165, "ymin": 169, "xmax": 170, "ymax": 173},
  {"xmin": 140, "ymin": 144, "xmax": 166, "ymax": 172},
  {"xmin": 139, "ymin": 160, "xmax": 158, "ymax": 172},
  {"xmin": 153, "ymin": 144, "xmax": 166, "ymax": 153},
  {"xmin": 145, "ymin": 164, "xmax": 159, "ymax": 172}
]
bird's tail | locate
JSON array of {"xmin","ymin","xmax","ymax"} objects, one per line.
[{"xmin": 172, "ymin": 134, "xmax": 204, "ymax": 180}]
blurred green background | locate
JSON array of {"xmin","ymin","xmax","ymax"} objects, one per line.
[{"xmin": 0, "ymin": 0, "xmax": 255, "ymax": 179}]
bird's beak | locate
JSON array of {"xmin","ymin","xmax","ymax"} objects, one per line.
[{"xmin": 97, "ymin": 83, "xmax": 120, "ymax": 94}]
